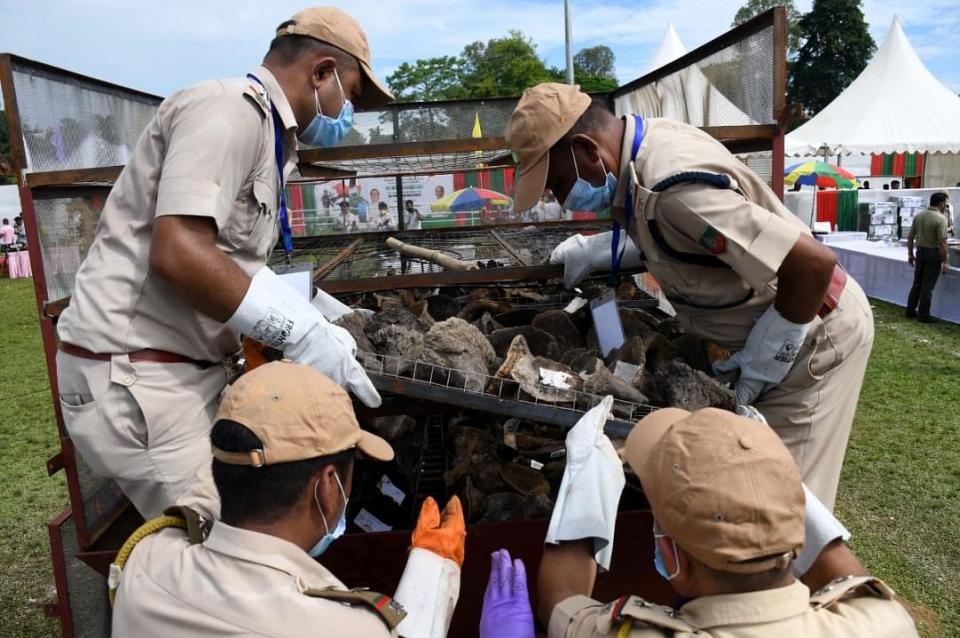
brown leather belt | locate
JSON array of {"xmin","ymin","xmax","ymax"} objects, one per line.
[
  {"xmin": 59, "ymin": 342, "xmax": 215, "ymax": 368},
  {"xmin": 818, "ymin": 265, "xmax": 848, "ymax": 319}
]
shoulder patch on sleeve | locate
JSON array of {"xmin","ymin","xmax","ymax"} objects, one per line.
[
  {"xmin": 698, "ymin": 226, "xmax": 727, "ymax": 254},
  {"xmin": 298, "ymin": 581, "xmax": 406, "ymax": 630},
  {"xmin": 811, "ymin": 576, "xmax": 895, "ymax": 609},
  {"xmin": 243, "ymin": 83, "xmax": 271, "ymax": 119},
  {"xmin": 595, "ymin": 595, "xmax": 695, "ymax": 634}
]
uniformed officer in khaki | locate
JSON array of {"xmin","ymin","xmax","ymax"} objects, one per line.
[
  {"xmin": 507, "ymin": 84, "xmax": 875, "ymax": 510},
  {"xmin": 112, "ymin": 362, "xmax": 469, "ymax": 637},
  {"xmin": 531, "ymin": 407, "xmax": 918, "ymax": 638},
  {"xmin": 55, "ymin": 7, "xmax": 392, "ymax": 520}
]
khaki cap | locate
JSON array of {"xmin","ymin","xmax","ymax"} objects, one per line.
[
  {"xmin": 625, "ymin": 408, "xmax": 805, "ymax": 574},
  {"xmin": 506, "ymin": 83, "xmax": 592, "ymax": 213},
  {"xmin": 276, "ymin": 6, "xmax": 393, "ymax": 109},
  {"xmin": 213, "ymin": 361, "xmax": 393, "ymax": 467}
]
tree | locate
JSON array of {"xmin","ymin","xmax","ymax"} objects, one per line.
[
  {"xmin": 459, "ymin": 31, "xmax": 556, "ymax": 98},
  {"xmin": 789, "ymin": 0, "xmax": 875, "ymax": 115},
  {"xmin": 574, "ymin": 45, "xmax": 616, "ymax": 79},
  {"xmin": 386, "ymin": 56, "xmax": 465, "ymax": 102},
  {"xmin": 732, "ymin": 0, "xmax": 803, "ymax": 54}
]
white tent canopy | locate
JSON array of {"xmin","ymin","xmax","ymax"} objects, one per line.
[
  {"xmin": 788, "ymin": 16, "xmax": 960, "ymax": 156},
  {"xmin": 644, "ymin": 22, "xmax": 687, "ymax": 74},
  {"xmin": 616, "ymin": 24, "xmax": 759, "ymax": 127}
]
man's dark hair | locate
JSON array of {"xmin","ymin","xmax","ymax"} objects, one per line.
[
  {"xmin": 702, "ymin": 560, "xmax": 793, "ymax": 594},
  {"xmin": 560, "ymin": 102, "xmax": 617, "ymax": 145},
  {"xmin": 378, "ymin": 202, "xmax": 388, "ymax": 209},
  {"xmin": 211, "ymin": 419, "xmax": 353, "ymax": 526},
  {"xmin": 931, "ymin": 191, "xmax": 949, "ymax": 207},
  {"xmin": 405, "ymin": 200, "xmax": 414, "ymax": 206},
  {"xmin": 266, "ymin": 27, "xmax": 359, "ymax": 75}
]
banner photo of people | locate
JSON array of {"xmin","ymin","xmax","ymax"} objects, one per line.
[{"xmin": 284, "ymin": 168, "xmax": 606, "ymax": 236}]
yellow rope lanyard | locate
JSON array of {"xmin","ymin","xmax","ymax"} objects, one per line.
[{"xmin": 108, "ymin": 515, "xmax": 187, "ymax": 605}]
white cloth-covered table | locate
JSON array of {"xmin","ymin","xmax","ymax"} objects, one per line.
[{"xmin": 828, "ymin": 240, "xmax": 959, "ymax": 324}]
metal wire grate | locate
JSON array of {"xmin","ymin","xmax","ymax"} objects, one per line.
[
  {"xmin": 364, "ymin": 352, "xmax": 653, "ymax": 438},
  {"xmin": 613, "ymin": 24, "xmax": 775, "ymax": 126},
  {"xmin": 11, "ymin": 61, "xmax": 160, "ymax": 173},
  {"xmin": 269, "ymin": 223, "xmax": 612, "ymax": 281}
]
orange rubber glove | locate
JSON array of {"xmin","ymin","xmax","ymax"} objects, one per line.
[{"xmin": 411, "ymin": 496, "xmax": 466, "ymax": 566}]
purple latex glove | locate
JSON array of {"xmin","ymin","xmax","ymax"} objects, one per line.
[{"xmin": 480, "ymin": 549, "xmax": 535, "ymax": 638}]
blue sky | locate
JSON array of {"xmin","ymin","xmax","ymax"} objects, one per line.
[{"xmin": 1, "ymin": 0, "xmax": 958, "ymax": 99}]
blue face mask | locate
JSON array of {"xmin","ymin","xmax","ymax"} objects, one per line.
[
  {"xmin": 299, "ymin": 70, "xmax": 354, "ymax": 148},
  {"xmin": 563, "ymin": 147, "xmax": 617, "ymax": 212},
  {"xmin": 309, "ymin": 471, "xmax": 348, "ymax": 558},
  {"xmin": 653, "ymin": 523, "xmax": 680, "ymax": 581}
]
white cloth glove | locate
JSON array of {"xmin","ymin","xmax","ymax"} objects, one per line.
[
  {"xmin": 549, "ymin": 232, "xmax": 643, "ymax": 288},
  {"xmin": 226, "ymin": 267, "xmax": 381, "ymax": 407},
  {"xmin": 545, "ymin": 395, "xmax": 625, "ymax": 571},
  {"xmin": 311, "ymin": 287, "xmax": 353, "ymax": 322},
  {"xmin": 713, "ymin": 304, "xmax": 811, "ymax": 406},
  {"xmin": 393, "ymin": 548, "xmax": 461, "ymax": 638},
  {"xmin": 793, "ymin": 484, "xmax": 851, "ymax": 576}
]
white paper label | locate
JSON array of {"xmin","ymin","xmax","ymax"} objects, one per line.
[
  {"xmin": 613, "ymin": 361, "xmax": 641, "ymax": 382},
  {"xmin": 377, "ymin": 475, "xmax": 407, "ymax": 506},
  {"xmin": 540, "ymin": 368, "xmax": 574, "ymax": 389},
  {"xmin": 529, "ymin": 459, "xmax": 544, "ymax": 471},
  {"xmin": 564, "ymin": 297, "xmax": 589, "ymax": 314},
  {"xmin": 353, "ymin": 508, "xmax": 392, "ymax": 533}
]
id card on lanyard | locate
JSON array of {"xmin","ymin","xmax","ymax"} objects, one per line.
[
  {"xmin": 247, "ymin": 74, "xmax": 294, "ymax": 261},
  {"xmin": 609, "ymin": 114, "xmax": 645, "ymax": 286}
]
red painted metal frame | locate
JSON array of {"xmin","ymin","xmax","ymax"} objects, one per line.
[
  {"xmin": 46, "ymin": 508, "xmax": 77, "ymax": 638},
  {"xmin": 0, "ymin": 54, "xmax": 139, "ymax": 552}
]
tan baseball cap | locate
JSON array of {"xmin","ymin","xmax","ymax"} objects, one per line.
[
  {"xmin": 212, "ymin": 361, "xmax": 393, "ymax": 467},
  {"xmin": 506, "ymin": 83, "xmax": 592, "ymax": 213},
  {"xmin": 625, "ymin": 408, "xmax": 805, "ymax": 574},
  {"xmin": 276, "ymin": 6, "xmax": 394, "ymax": 109}
]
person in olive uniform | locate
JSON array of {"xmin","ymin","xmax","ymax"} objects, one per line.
[{"xmin": 906, "ymin": 191, "xmax": 950, "ymax": 322}]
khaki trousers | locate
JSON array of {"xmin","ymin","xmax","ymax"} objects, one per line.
[
  {"xmin": 757, "ymin": 278, "xmax": 875, "ymax": 511},
  {"xmin": 56, "ymin": 351, "xmax": 225, "ymax": 520}
]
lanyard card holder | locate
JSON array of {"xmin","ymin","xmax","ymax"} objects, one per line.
[
  {"xmin": 589, "ymin": 289, "xmax": 626, "ymax": 358},
  {"xmin": 272, "ymin": 263, "xmax": 314, "ymax": 301}
]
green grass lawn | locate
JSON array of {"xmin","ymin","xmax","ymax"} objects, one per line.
[
  {"xmin": 0, "ymin": 277, "xmax": 957, "ymax": 636},
  {"xmin": 0, "ymin": 278, "xmax": 65, "ymax": 637}
]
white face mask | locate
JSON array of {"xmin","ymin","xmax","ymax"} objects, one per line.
[{"xmin": 308, "ymin": 471, "xmax": 348, "ymax": 557}]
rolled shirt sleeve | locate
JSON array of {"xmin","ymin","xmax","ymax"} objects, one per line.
[
  {"xmin": 548, "ymin": 595, "xmax": 606, "ymax": 638},
  {"xmin": 155, "ymin": 81, "xmax": 265, "ymax": 231},
  {"xmin": 654, "ymin": 184, "xmax": 803, "ymax": 293}
]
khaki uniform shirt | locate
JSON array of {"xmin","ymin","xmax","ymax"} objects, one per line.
[
  {"xmin": 612, "ymin": 117, "xmax": 810, "ymax": 349},
  {"xmin": 58, "ymin": 66, "xmax": 298, "ymax": 362},
  {"xmin": 112, "ymin": 522, "xmax": 395, "ymax": 637},
  {"xmin": 549, "ymin": 578, "xmax": 918, "ymax": 638},
  {"xmin": 911, "ymin": 208, "xmax": 948, "ymax": 248}
]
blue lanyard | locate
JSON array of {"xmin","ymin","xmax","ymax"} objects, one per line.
[
  {"xmin": 247, "ymin": 74, "xmax": 293, "ymax": 256},
  {"xmin": 610, "ymin": 114, "xmax": 645, "ymax": 285}
]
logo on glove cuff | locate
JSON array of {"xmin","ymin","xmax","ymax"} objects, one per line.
[
  {"xmin": 774, "ymin": 340, "xmax": 801, "ymax": 363},
  {"xmin": 252, "ymin": 308, "xmax": 294, "ymax": 348}
]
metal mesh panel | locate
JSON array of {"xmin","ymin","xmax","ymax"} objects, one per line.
[
  {"xmin": 309, "ymin": 149, "xmax": 510, "ymax": 178},
  {"xmin": 270, "ymin": 225, "xmax": 600, "ymax": 280},
  {"xmin": 32, "ymin": 194, "xmax": 105, "ymax": 301},
  {"xmin": 613, "ymin": 25, "xmax": 774, "ymax": 126},
  {"xmin": 54, "ymin": 514, "xmax": 111, "ymax": 638},
  {"xmin": 11, "ymin": 61, "xmax": 160, "ymax": 172},
  {"xmin": 741, "ymin": 155, "xmax": 774, "ymax": 188}
]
